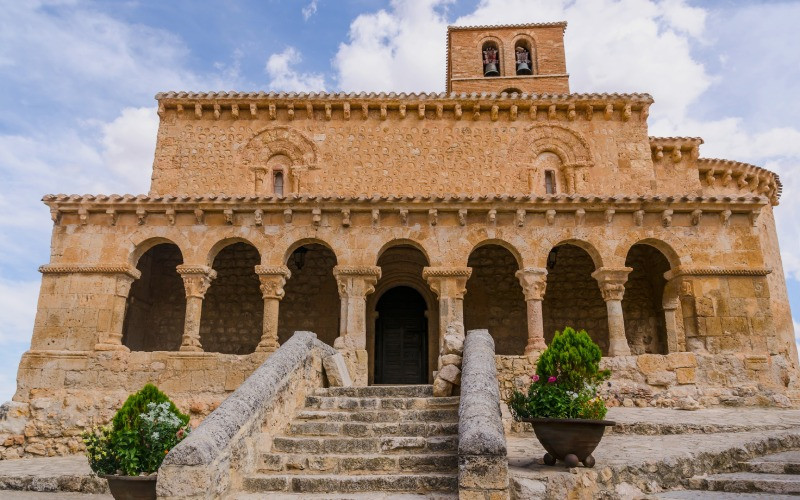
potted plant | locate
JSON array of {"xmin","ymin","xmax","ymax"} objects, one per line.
[
  {"xmin": 82, "ymin": 384, "xmax": 191, "ymax": 500},
  {"xmin": 508, "ymin": 326, "xmax": 614, "ymax": 468}
]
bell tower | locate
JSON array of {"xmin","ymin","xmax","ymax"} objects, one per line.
[{"xmin": 446, "ymin": 22, "xmax": 569, "ymax": 95}]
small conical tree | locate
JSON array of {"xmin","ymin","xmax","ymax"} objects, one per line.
[{"xmin": 535, "ymin": 327, "xmax": 610, "ymax": 392}]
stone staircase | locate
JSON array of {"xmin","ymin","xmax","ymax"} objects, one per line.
[
  {"xmin": 656, "ymin": 450, "xmax": 800, "ymax": 499},
  {"xmin": 238, "ymin": 385, "xmax": 460, "ymax": 498}
]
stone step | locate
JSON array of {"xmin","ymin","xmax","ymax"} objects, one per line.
[
  {"xmin": 271, "ymin": 435, "xmax": 458, "ymax": 455},
  {"xmin": 304, "ymin": 395, "xmax": 459, "ymax": 411},
  {"xmin": 316, "ymin": 385, "xmax": 434, "ymax": 398},
  {"xmin": 654, "ymin": 490, "xmax": 797, "ymax": 499},
  {"xmin": 242, "ymin": 472, "xmax": 458, "ymax": 494},
  {"xmin": 688, "ymin": 472, "xmax": 800, "ymax": 495},
  {"xmin": 741, "ymin": 451, "xmax": 800, "ymax": 474},
  {"xmin": 288, "ymin": 420, "xmax": 458, "ymax": 438},
  {"xmin": 258, "ymin": 452, "xmax": 458, "ymax": 474},
  {"xmin": 296, "ymin": 408, "xmax": 459, "ymax": 423},
  {"xmin": 236, "ymin": 493, "xmax": 458, "ymax": 499}
]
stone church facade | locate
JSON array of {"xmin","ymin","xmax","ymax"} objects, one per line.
[{"xmin": 2, "ymin": 22, "xmax": 798, "ymax": 459}]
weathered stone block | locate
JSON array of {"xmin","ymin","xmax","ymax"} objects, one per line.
[
  {"xmin": 439, "ymin": 364, "xmax": 462, "ymax": 385},
  {"xmin": 645, "ymin": 371, "xmax": 675, "ymax": 387},
  {"xmin": 433, "ymin": 378, "xmax": 454, "ymax": 397},
  {"xmin": 675, "ymin": 367, "xmax": 696, "ymax": 384},
  {"xmin": 323, "ymin": 352, "xmax": 353, "ymax": 387},
  {"xmin": 637, "ymin": 354, "xmax": 667, "ymax": 375},
  {"xmin": 696, "ymin": 297, "xmax": 715, "ymax": 317},
  {"xmin": 459, "ymin": 455, "xmax": 509, "ymax": 490},
  {"xmin": 666, "ymin": 352, "xmax": 697, "ymax": 369},
  {"xmin": 441, "ymin": 354, "xmax": 463, "ymax": 366}
]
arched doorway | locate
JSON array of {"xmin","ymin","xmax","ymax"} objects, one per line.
[
  {"xmin": 375, "ymin": 286, "xmax": 428, "ymax": 384},
  {"xmin": 623, "ymin": 244, "xmax": 671, "ymax": 354}
]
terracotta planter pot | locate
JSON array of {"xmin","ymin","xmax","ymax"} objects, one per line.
[
  {"xmin": 101, "ymin": 474, "xmax": 157, "ymax": 500},
  {"xmin": 521, "ymin": 417, "xmax": 615, "ymax": 468}
]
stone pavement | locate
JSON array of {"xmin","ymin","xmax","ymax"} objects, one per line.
[
  {"xmin": 507, "ymin": 407, "xmax": 800, "ymax": 498},
  {"xmin": 0, "ymin": 455, "xmax": 107, "ymax": 496}
]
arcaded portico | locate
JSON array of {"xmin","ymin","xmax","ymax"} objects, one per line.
[{"xmin": 3, "ymin": 21, "xmax": 798, "ymax": 459}]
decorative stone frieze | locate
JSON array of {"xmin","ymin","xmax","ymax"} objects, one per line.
[{"xmin": 38, "ymin": 264, "xmax": 142, "ymax": 280}]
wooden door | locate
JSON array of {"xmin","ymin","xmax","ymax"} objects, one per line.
[{"xmin": 375, "ymin": 287, "xmax": 428, "ymax": 384}]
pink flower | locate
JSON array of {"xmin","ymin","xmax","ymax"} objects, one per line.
[
  {"xmin": 532, "ymin": 374, "xmax": 540, "ymax": 382},
  {"xmin": 547, "ymin": 376, "xmax": 557, "ymax": 383}
]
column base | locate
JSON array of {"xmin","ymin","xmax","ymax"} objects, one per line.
[
  {"xmin": 524, "ymin": 339, "xmax": 547, "ymax": 354},
  {"xmin": 94, "ymin": 343, "xmax": 130, "ymax": 352},
  {"xmin": 179, "ymin": 345, "xmax": 204, "ymax": 352},
  {"xmin": 255, "ymin": 342, "xmax": 279, "ymax": 353},
  {"xmin": 608, "ymin": 338, "xmax": 632, "ymax": 357}
]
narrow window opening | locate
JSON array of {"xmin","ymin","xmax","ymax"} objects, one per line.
[
  {"xmin": 482, "ymin": 42, "xmax": 500, "ymax": 77},
  {"xmin": 273, "ymin": 171, "xmax": 284, "ymax": 196},
  {"xmin": 515, "ymin": 42, "xmax": 533, "ymax": 75},
  {"xmin": 545, "ymin": 170, "xmax": 556, "ymax": 194}
]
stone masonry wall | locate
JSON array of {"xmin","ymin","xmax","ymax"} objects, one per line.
[
  {"xmin": 123, "ymin": 243, "xmax": 186, "ymax": 351},
  {"xmin": 464, "ymin": 245, "xmax": 527, "ymax": 355},
  {"xmin": 622, "ymin": 244, "xmax": 669, "ymax": 355},
  {"xmin": 200, "ymin": 242, "xmax": 263, "ymax": 354},
  {"xmin": 278, "ymin": 244, "xmax": 340, "ymax": 347},
  {"xmin": 542, "ymin": 244, "xmax": 610, "ymax": 353}
]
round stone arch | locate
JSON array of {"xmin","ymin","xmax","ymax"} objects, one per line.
[
  {"xmin": 468, "ymin": 237, "xmax": 525, "ymax": 269},
  {"xmin": 281, "ymin": 237, "xmax": 339, "ymax": 265},
  {"xmin": 204, "ymin": 236, "xmax": 264, "ymax": 267},
  {"xmin": 128, "ymin": 235, "xmax": 187, "ymax": 268},
  {"xmin": 511, "ymin": 33, "xmax": 538, "ymax": 74},
  {"xmin": 515, "ymin": 125, "xmax": 593, "ymax": 194},
  {"xmin": 374, "ymin": 238, "xmax": 432, "ymax": 266},
  {"xmin": 477, "ymin": 35, "xmax": 506, "ymax": 75},
  {"xmin": 239, "ymin": 126, "xmax": 320, "ymax": 195},
  {"xmin": 535, "ymin": 237, "xmax": 605, "ymax": 270}
]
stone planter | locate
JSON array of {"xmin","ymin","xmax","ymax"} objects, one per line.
[
  {"xmin": 101, "ymin": 474, "xmax": 157, "ymax": 500},
  {"xmin": 522, "ymin": 418, "xmax": 615, "ymax": 468}
]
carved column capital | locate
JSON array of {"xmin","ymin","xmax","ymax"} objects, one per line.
[
  {"xmin": 422, "ymin": 267, "xmax": 472, "ymax": 299},
  {"xmin": 515, "ymin": 267, "xmax": 548, "ymax": 301},
  {"xmin": 591, "ymin": 267, "xmax": 632, "ymax": 302},
  {"xmin": 256, "ymin": 266, "xmax": 291, "ymax": 300},
  {"xmin": 176, "ymin": 265, "xmax": 217, "ymax": 299},
  {"xmin": 333, "ymin": 266, "xmax": 382, "ymax": 298}
]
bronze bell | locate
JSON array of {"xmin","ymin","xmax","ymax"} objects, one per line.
[
  {"xmin": 483, "ymin": 62, "xmax": 500, "ymax": 77},
  {"xmin": 516, "ymin": 61, "xmax": 532, "ymax": 75}
]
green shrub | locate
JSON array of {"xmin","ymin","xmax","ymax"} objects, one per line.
[
  {"xmin": 82, "ymin": 384, "xmax": 191, "ymax": 476},
  {"xmin": 508, "ymin": 327, "xmax": 610, "ymax": 420}
]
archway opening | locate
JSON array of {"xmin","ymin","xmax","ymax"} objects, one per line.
[
  {"xmin": 375, "ymin": 286, "xmax": 428, "ymax": 384},
  {"xmin": 542, "ymin": 244, "xmax": 609, "ymax": 354},
  {"xmin": 200, "ymin": 242, "xmax": 262, "ymax": 354},
  {"xmin": 623, "ymin": 244, "xmax": 671, "ymax": 354},
  {"xmin": 122, "ymin": 243, "xmax": 185, "ymax": 351},
  {"xmin": 464, "ymin": 244, "xmax": 527, "ymax": 355},
  {"xmin": 279, "ymin": 244, "xmax": 339, "ymax": 346}
]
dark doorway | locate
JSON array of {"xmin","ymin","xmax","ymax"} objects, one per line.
[{"xmin": 375, "ymin": 286, "xmax": 428, "ymax": 384}]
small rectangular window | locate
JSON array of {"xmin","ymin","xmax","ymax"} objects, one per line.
[
  {"xmin": 273, "ymin": 171, "xmax": 284, "ymax": 196},
  {"xmin": 545, "ymin": 170, "xmax": 556, "ymax": 194}
]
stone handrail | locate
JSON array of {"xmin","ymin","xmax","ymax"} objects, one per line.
[
  {"xmin": 157, "ymin": 331, "xmax": 335, "ymax": 499},
  {"xmin": 458, "ymin": 329, "xmax": 509, "ymax": 499}
]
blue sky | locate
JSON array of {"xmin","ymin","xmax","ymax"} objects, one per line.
[{"xmin": 0, "ymin": 0, "xmax": 799, "ymax": 403}]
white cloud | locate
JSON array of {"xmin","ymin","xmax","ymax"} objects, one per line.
[
  {"xmin": 0, "ymin": 278, "xmax": 40, "ymax": 345},
  {"xmin": 266, "ymin": 47, "xmax": 327, "ymax": 92},
  {"xmin": 101, "ymin": 107, "xmax": 159, "ymax": 193},
  {"xmin": 302, "ymin": 0, "xmax": 319, "ymax": 20}
]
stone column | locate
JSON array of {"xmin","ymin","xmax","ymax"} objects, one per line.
[
  {"xmin": 422, "ymin": 267, "xmax": 472, "ymax": 348},
  {"xmin": 333, "ymin": 266, "xmax": 381, "ymax": 386},
  {"xmin": 662, "ymin": 298, "xmax": 680, "ymax": 353},
  {"xmin": 95, "ymin": 270, "xmax": 141, "ymax": 351},
  {"xmin": 515, "ymin": 267, "xmax": 548, "ymax": 354},
  {"xmin": 176, "ymin": 265, "xmax": 217, "ymax": 352},
  {"xmin": 591, "ymin": 267, "xmax": 633, "ymax": 356},
  {"xmin": 255, "ymin": 265, "xmax": 291, "ymax": 352}
]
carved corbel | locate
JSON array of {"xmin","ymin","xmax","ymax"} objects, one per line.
[
  {"xmin": 324, "ymin": 104, "xmax": 332, "ymax": 120},
  {"xmin": 312, "ymin": 208, "xmax": 322, "ymax": 226},
  {"xmin": 418, "ymin": 104, "xmax": 425, "ymax": 119},
  {"xmin": 546, "ymin": 209, "xmax": 556, "ymax": 226},
  {"xmin": 490, "ymin": 105, "xmax": 499, "ymax": 121},
  {"xmin": 213, "ymin": 103, "xmax": 221, "ymax": 120},
  {"xmin": 380, "ymin": 104, "xmax": 387, "ymax": 120},
  {"xmin": 307, "ymin": 102, "xmax": 314, "ymax": 118},
  {"xmin": 454, "ymin": 104, "xmax": 462, "ymax": 120},
  {"xmin": 107, "ymin": 208, "xmax": 118, "ymax": 226},
  {"xmin": 722, "ymin": 169, "xmax": 733, "ymax": 186},
  {"xmin": 634, "ymin": 209, "xmax": 644, "ymax": 226},
  {"xmin": 661, "ymin": 209, "xmax": 673, "ymax": 228},
  {"xmin": 641, "ymin": 104, "xmax": 650, "ymax": 121},
  {"xmin": 487, "ymin": 209, "xmax": 497, "ymax": 224},
  {"xmin": 343, "ymin": 102, "xmax": 350, "ymax": 120},
  {"xmin": 194, "ymin": 208, "xmax": 204, "ymax": 224},
  {"xmin": 622, "ymin": 104, "xmax": 632, "ymax": 121},
  {"xmin": 254, "ymin": 209, "xmax": 263, "ymax": 226},
  {"xmin": 157, "ymin": 103, "xmax": 165, "ymax": 118},
  {"xmin": 283, "ymin": 208, "xmax": 292, "ymax": 223},
  {"xmin": 704, "ymin": 169, "xmax": 715, "ymax": 186},
  {"xmin": 654, "ymin": 145, "xmax": 664, "ymax": 161},
  {"xmin": 436, "ymin": 103, "xmax": 443, "ymax": 119},
  {"xmin": 341, "ymin": 209, "xmax": 351, "ymax": 227},
  {"xmin": 176, "ymin": 104, "xmax": 184, "ymax": 116},
  {"xmin": 399, "ymin": 208, "xmax": 408, "ymax": 226},
  {"xmin": 371, "ymin": 209, "xmax": 380, "ymax": 227},
  {"xmin": 671, "ymin": 147, "xmax": 682, "ymax": 163},
  {"xmin": 472, "ymin": 104, "xmax": 480, "ymax": 120},
  {"xmin": 510, "ymin": 104, "xmax": 518, "ymax": 121},
  {"xmin": 136, "ymin": 207, "xmax": 147, "ymax": 225},
  {"xmin": 78, "ymin": 207, "xmax": 88, "ymax": 225},
  {"xmin": 429, "ymin": 208, "xmax": 438, "ymax": 226},
  {"xmin": 249, "ymin": 103, "xmax": 257, "ymax": 117},
  {"xmin": 750, "ymin": 208, "xmax": 761, "ymax": 227},
  {"xmin": 604, "ymin": 208, "xmax": 615, "ymax": 225},
  {"xmin": 194, "ymin": 103, "xmax": 202, "ymax": 118},
  {"xmin": 361, "ymin": 103, "xmax": 368, "ymax": 120},
  {"xmin": 720, "ymin": 209, "xmax": 732, "ymax": 227},
  {"xmin": 224, "ymin": 209, "xmax": 234, "ymax": 225},
  {"xmin": 548, "ymin": 104, "xmax": 557, "ymax": 120},
  {"xmin": 287, "ymin": 103, "xmax": 295, "ymax": 120},
  {"xmin": 516, "ymin": 209, "xmax": 525, "ymax": 227},
  {"xmin": 399, "ymin": 104, "xmax": 406, "ymax": 118},
  {"xmin": 268, "ymin": 104, "xmax": 277, "ymax": 120},
  {"xmin": 165, "ymin": 208, "xmax": 175, "ymax": 226},
  {"xmin": 586, "ymin": 104, "xmax": 593, "ymax": 121},
  {"xmin": 458, "ymin": 209, "xmax": 467, "ymax": 226},
  {"xmin": 604, "ymin": 103, "xmax": 613, "ymax": 120},
  {"xmin": 231, "ymin": 103, "xmax": 239, "ymax": 119},
  {"xmin": 575, "ymin": 208, "xmax": 585, "ymax": 226},
  {"xmin": 567, "ymin": 103, "xmax": 576, "ymax": 121},
  {"xmin": 530, "ymin": 104, "xmax": 538, "ymax": 120},
  {"xmin": 691, "ymin": 209, "xmax": 702, "ymax": 226},
  {"xmin": 736, "ymin": 172, "xmax": 748, "ymax": 189},
  {"xmin": 50, "ymin": 208, "xmax": 61, "ymax": 225}
]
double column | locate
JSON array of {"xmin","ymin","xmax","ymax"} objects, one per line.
[
  {"xmin": 176, "ymin": 265, "xmax": 217, "ymax": 352},
  {"xmin": 333, "ymin": 265, "xmax": 381, "ymax": 386},
  {"xmin": 255, "ymin": 265, "xmax": 291, "ymax": 352},
  {"xmin": 422, "ymin": 267, "xmax": 472, "ymax": 346},
  {"xmin": 591, "ymin": 267, "xmax": 632, "ymax": 356},
  {"xmin": 515, "ymin": 267, "xmax": 548, "ymax": 354}
]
